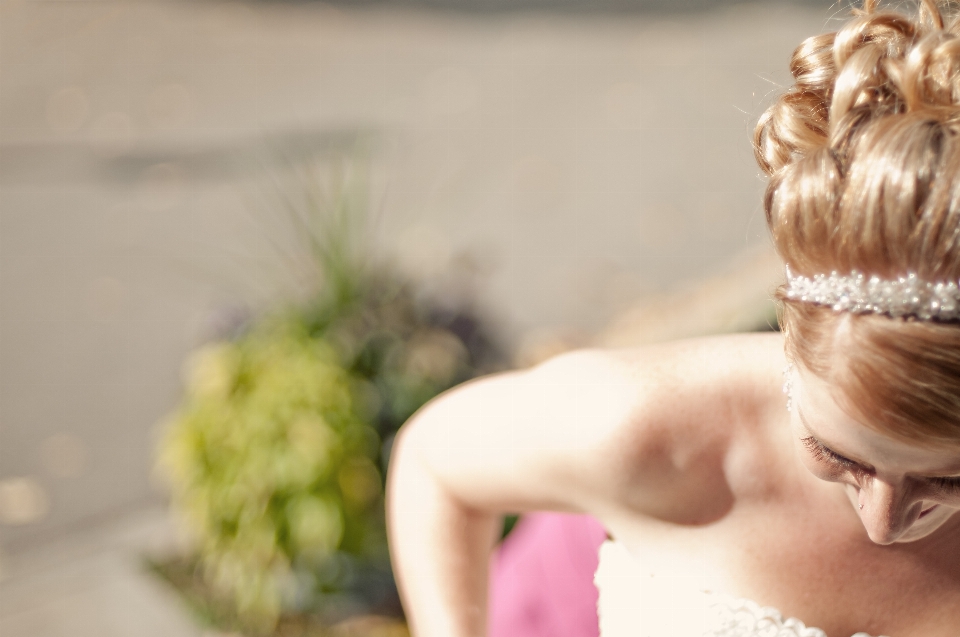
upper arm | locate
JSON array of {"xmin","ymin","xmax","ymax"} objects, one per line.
[
  {"xmin": 395, "ymin": 348, "xmax": 637, "ymax": 515},
  {"xmin": 394, "ymin": 334, "xmax": 781, "ymax": 524}
]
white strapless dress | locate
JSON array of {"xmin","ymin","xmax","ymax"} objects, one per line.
[{"xmin": 594, "ymin": 540, "xmax": 886, "ymax": 637}]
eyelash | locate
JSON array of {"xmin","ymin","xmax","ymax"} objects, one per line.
[
  {"xmin": 930, "ymin": 476, "xmax": 960, "ymax": 492},
  {"xmin": 800, "ymin": 436, "xmax": 862, "ymax": 471},
  {"xmin": 801, "ymin": 436, "xmax": 960, "ymax": 492}
]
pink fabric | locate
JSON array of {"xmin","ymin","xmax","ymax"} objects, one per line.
[{"xmin": 488, "ymin": 513, "xmax": 607, "ymax": 637}]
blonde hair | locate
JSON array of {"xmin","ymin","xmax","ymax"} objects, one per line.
[{"xmin": 755, "ymin": 0, "xmax": 960, "ymax": 445}]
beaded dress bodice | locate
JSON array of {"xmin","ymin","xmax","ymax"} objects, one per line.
[{"xmin": 594, "ymin": 540, "xmax": 885, "ymax": 637}]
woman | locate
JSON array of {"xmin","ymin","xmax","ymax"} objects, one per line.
[{"xmin": 386, "ymin": 1, "xmax": 960, "ymax": 635}]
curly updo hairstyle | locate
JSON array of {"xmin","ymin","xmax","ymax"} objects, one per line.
[{"xmin": 755, "ymin": 0, "xmax": 960, "ymax": 446}]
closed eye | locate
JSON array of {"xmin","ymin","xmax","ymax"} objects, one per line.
[
  {"xmin": 930, "ymin": 476, "xmax": 960, "ymax": 492},
  {"xmin": 801, "ymin": 436, "xmax": 865, "ymax": 474},
  {"xmin": 802, "ymin": 437, "xmax": 960, "ymax": 492},
  {"xmin": 796, "ymin": 410, "xmax": 870, "ymax": 474}
]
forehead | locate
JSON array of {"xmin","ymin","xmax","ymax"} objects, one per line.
[{"xmin": 795, "ymin": 368, "xmax": 960, "ymax": 473}]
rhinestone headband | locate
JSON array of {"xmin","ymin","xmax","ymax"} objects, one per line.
[{"xmin": 784, "ymin": 265, "xmax": 960, "ymax": 321}]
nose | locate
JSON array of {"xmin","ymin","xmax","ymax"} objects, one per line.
[{"xmin": 857, "ymin": 478, "xmax": 921, "ymax": 545}]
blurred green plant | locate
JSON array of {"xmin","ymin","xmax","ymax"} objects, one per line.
[
  {"xmin": 158, "ymin": 323, "xmax": 384, "ymax": 632},
  {"xmin": 155, "ymin": 149, "xmax": 505, "ymax": 634}
]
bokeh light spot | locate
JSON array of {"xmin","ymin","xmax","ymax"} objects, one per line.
[{"xmin": 0, "ymin": 477, "xmax": 49, "ymax": 525}]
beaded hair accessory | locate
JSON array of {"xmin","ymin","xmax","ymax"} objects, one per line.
[
  {"xmin": 784, "ymin": 266, "xmax": 960, "ymax": 321},
  {"xmin": 782, "ymin": 363, "xmax": 794, "ymax": 412}
]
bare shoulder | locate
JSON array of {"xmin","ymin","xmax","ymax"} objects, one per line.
[
  {"xmin": 398, "ymin": 332, "xmax": 786, "ymax": 523},
  {"xmin": 581, "ymin": 332, "xmax": 788, "ymax": 524}
]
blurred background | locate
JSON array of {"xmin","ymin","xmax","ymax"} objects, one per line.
[{"xmin": 0, "ymin": 0, "xmax": 835, "ymax": 634}]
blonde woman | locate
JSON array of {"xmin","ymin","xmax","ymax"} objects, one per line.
[{"xmin": 387, "ymin": 1, "xmax": 960, "ymax": 635}]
